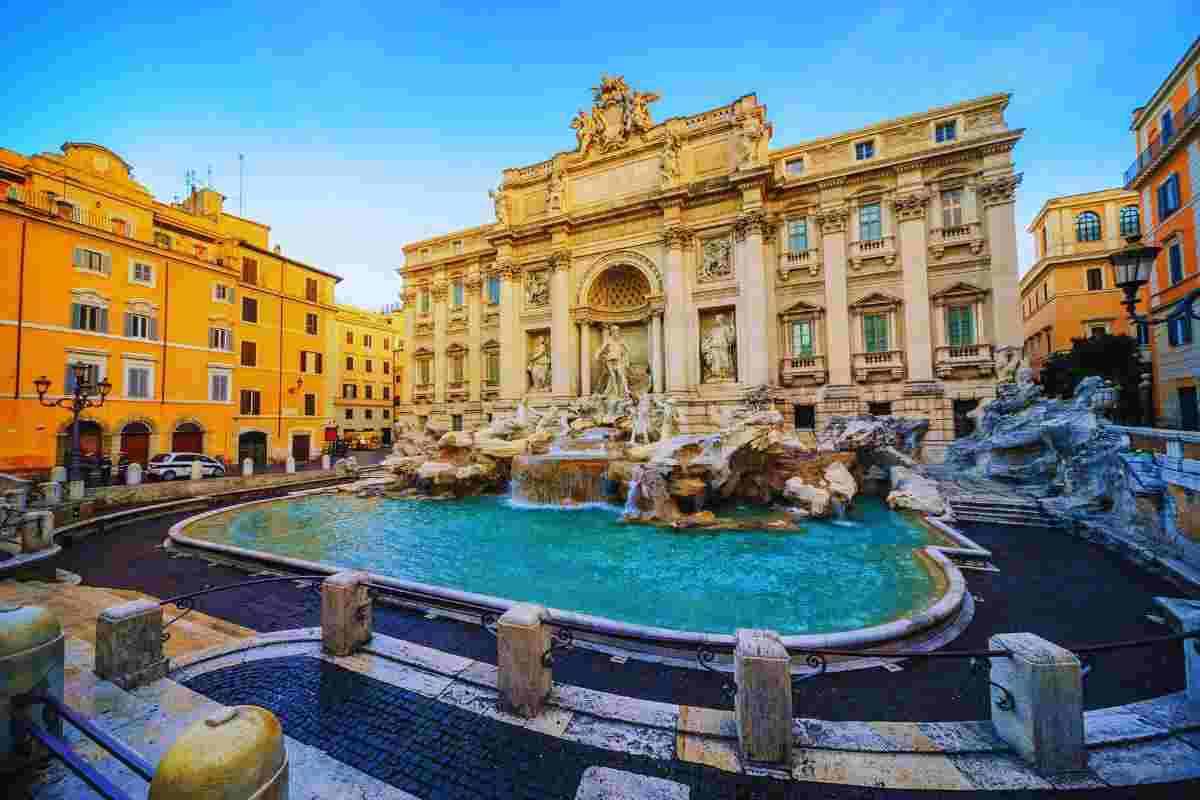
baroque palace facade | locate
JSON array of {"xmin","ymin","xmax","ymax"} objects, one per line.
[
  {"xmin": 0, "ymin": 142, "xmax": 346, "ymax": 472},
  {"xmin": 398, "ymin": 77, "xmax": 1025, "ymax": 457}
]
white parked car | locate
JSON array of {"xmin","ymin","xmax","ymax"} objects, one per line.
[{"xmin": 146, "ymin": 453, "xmax": 226, "ymax": 481}]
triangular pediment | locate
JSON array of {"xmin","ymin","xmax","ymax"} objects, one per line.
[
  {"xmin": 781, "ymin": 299, "xmax": 825, "ymax": 315},
  {"xmin": 849, "ymin": 291, "xmax": 902, "ymax": 309},
  {"xmin": 931, "ymin": 281, "xmax": 988, "ymax": 300}
]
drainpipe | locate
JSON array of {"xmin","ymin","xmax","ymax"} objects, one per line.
[
  {"xmin": 161, "ymin": 260, "xmax": 170, "ymax": 404},
  {"xmin": 277, "ymin": 261, "xmax": 285, "ymax": 447},
  {"xmin": 14, "ymin": 219, "xmax": 27, "ymax": 399}
]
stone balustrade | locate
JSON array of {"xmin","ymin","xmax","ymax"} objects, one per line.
[
  {"xmin": 778, "ymin": 354, "xmax": 827, "ymax": 386},
  {"xmin": 929, "ymin": 222, "xmax": 984, "ymax": 258},
  {"xmin": 852, "ymin": 350, "xmax": 906, "ymax": 382}
]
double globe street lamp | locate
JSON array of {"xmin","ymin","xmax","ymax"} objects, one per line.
[{"xmin": 33, "ymin": 363, "xmax": 112, "ymax": 485}]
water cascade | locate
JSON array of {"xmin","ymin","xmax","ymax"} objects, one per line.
[{"xmin": 511, "ymin": 454, "xmax": 614, "ymax": 506}]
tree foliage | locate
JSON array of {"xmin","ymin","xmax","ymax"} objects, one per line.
[{"xmin": 1039, "ymin": 333, "xmax": 1147, "ymax": 424}]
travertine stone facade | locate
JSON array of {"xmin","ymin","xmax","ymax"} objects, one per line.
[{"xmin": 398, "ymin": 79, "xmax": 1025, "ymax": 457}]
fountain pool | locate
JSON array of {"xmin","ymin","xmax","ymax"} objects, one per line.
[{"xmin": 174, "ymin": 494, "xmax": 947, "ymax": 636}]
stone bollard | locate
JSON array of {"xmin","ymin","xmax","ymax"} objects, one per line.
[
  {"xmin": 734, "ymin": 629, "xmax": 793, "ymax": 766},
  {"xmin": 39, "ymin": 481, "xmax": 62, "ymax": 505},
  {"xmin": 95, "ymin": 600, "xmax": 168, "ymax": 690},
  {"xmin": 321, "ymin": 572, "xmax": 372, "ymax": 657},
  {"xmin": 1154, "ymin": 597, "xmax": 1200, "ymax": 706},
  {"xmin": 50, "ymin": 466, "xmax": 67, "ymax": 485},
  {"xmin": 321, "ymin": 454, "xmax": 331, "ymax": 471},
  {"xmin": 18, "ymin": 511, "xmax": 54, "ymax": 553},
  {"xmin": 68, "ymin": 479, "xmax": 84, "ymax": 501},
  {"xmin": 149, "ymin": 705, "xmax": 288, "ymax": 799},
  {"xmin": 242, "ymin": 458, "xmax": 253, "ymax": 477},
  {"xmin": 190, "ymin": 459, "xmax": 204, "ymax": 481},
  {"xmin": 1, "ymin": 603, "xmax": 65, "ymax": 773},
  {"xmin": 285, "ymin": 455, "xmax": 296, "ymax": 474},
  {"xmin": 497, "ymin": 603, "xmax": 551, "ymax": 718},
  {"xmin": 988, "ymin": 633, "xmax": 1085, "ymax": 774},
  {"xmin": 125, "ymin": 462, "xmax": 142, "ymax": 485}
]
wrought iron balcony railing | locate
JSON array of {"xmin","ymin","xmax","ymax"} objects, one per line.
[{"xmin": 1124, "ymin": 89, "xmax": 1200, "ymax": 187}]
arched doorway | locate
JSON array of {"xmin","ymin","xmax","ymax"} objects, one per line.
[
  {"xmin": 238, "ymin": 432, "xmax": 268, "ymax": 470},
  {"xmin": 172, "ymin": 422, "xmax": 204, "ymax": 453},
  {"xmin": 120, "ymin": 422, "xmax": 152, "ymax": 467},
  {"xmin": 57, "ymin": 420, "xmax": 105, "ymax": 468}
]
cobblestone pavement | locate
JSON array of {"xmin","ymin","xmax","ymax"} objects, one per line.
[{"xmin": 57, "ymin": 511, "xmax": 1195, "ymax": 722}]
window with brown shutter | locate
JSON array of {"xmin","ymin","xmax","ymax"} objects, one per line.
[
  {"xmin": 315, "ymin": 353, "xmax": 323, "ymax": 374},
  {"xmin": 305, "ymin": 313, "xmax": 318, "ymax": 335},
  {"xmin": 242, "ymin": 258, "xmax": 258, "ymax": 284},
  {"xmin": 242, "ymin": 296, "xmax": 258, "ymax": 323},
  {"xmin": 304, "ymin": 394, "xmax": 316, "ymax": 416},
  {"xmin": 306, "ymin": 278, "xmax": 318, "ymax": 302},
  {"xmin": 241, "ymin": 341, "xmax": 257, "ymax": 367}
]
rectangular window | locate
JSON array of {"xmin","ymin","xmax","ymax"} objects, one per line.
[
  {"xmin": 1087, "ymin": 268, "xmax": 1104, "ymax": 291},
  {"xmin": 790, "ymin": 320, "xmax": 813, "ymax": 356},
  {"xmin": 1137, "ymin": 323, "xmax": 1150, "ymax": 346},
  {"xmin": 346, "ymin": 330, "xmax": 354, "ymax": 345},
  {"xmin": 124, "ymin": 312, "xmax": 157, "ymax": 340},
  {"xmin": 1161, "ymin": 109, "xmax": 1174, "ymax": 140},
  {"xmin": 213, "ymin": 283, "xmax": 234, "ymax": 303},
  {"xmin": 305, "ymin": 278, "xmax": 318, "ymax": 302},
  {"xmin": 452, "ymin": 414, "xmax": 464, "ymax": 431},
  {"xmin": 854, "ymin": 141, "xmax": 875, "ymax": 160},
  {"xmin": 946, "ymin": 305, "xmax": 975, "ymax": 346},
  {"xmin": 793, "ymin": 404, "xmax": 816, "ymax": 430},
  {"xmin": 486, "ymin": 352, "xmax": 500, "ymax": 383},
  {"xmin": 210, "ymin": 372, "xmax": 230, "ymax": 403},
  {"xmin": 941, "ymin": 189, "xmax": 963, "ymax": 228},
  {"xmin": 365, "ymin": 359, "xmax": 373, "ymax": 373},
  {"xmin": 242, "ymin": 258, "xmax": 258, "ymax": 285},
  {"xmin": 859, "ymin": 202, "xmax": 882, "ymax": 241},
  {"xmin": 383, "ymin": 409, "xmax": 390, "ymax": 419},
  {"xmin": 1090, "ymin": 325, "xmax": 1107, "ymax": 338},
  {"xmin": 453, "ymin": 240, "xmax": 463, "ymax": 255},
  {"xmin": 868, "ymin": 401, "xmax": 893, "ymax": 417},
  {"xmin": 1169, "ymin": 241, "xmax": 1185, "ymax": 284},
  {"xmin": 242, "ymin": 296, "xmax": 258, "ymax": 323},
  {"xmin": 343, "ymin": 384, "xmax": 357, "ymax": 399},
  {"xmin": 363, "ymin": 334, "xmax": 373, "ymax": 348},
  {"xmin": 1168, "ymin": 314, "xmax": 1193, "ymax": 347},
  {"xmin": 241, "ymin": 341, "xmax": 257, "ymax": 367},
  {"xmin": 364, "ymin": 385, "xmax": 373, "ymax": 400},
  {"xmin": 785, "ymin": 158, "xmax": 805, "ymax": 176},
  {"xmin": 487, "ymin": 275, "xmax": 501, "ymax": 305},
  {"xmin": 304, "ymin": 394, "xmax": 316, "ymax": 416},
  {"xmin": 70, "ymin": 303, "xmax": 108, "ymax": 333},
  {"xmin": 131, "ymin": 261, "xmax": 154, "ymax": 286},
  {"xmin": 1158, "ymin": 174, "xmax": 1181, "ymax": 220},
  {"xmin": 383, "ymin": 386, "xmax": 390, "ymax": 400},
  {"xmin": 935, "ymin": 121, "xmax": 957, "ymax": 143},
  {"xmin": 365, "ymin": 409, "xmax": 373, "ymax": 420},
  {"xmin": 125, "ymin": 365, "xmax": 152, "ymax": 399},
  {"xmin": 305, "ymin": 313, "xmax": 318, "ymax": 335},
  {"xmin": 419, "ymin": 290, "xmax": 431, "ymax": 314},
  {"xmin": 73, "ymin": 247, "xmax": 109, "ymax": 275},
  {"xmin": 452, "ymin": 280, "xmax": 464, "ymax": 308},
  {"xmin": 239, "ymin": 389, "xmax": 261, "ymax": 415},
  {"xmin": 64, "ymin": 362, "xmax": 101, "ymax": 393},
  {"xmin": 787, "ymin": 219, "xmax": 808, "ymax": 253},
  {"xmin": 345, "ymin": 408, "xmax": 354, "ymax": 420},
  {"xmin": 383, "ymin": 338, "xmax": 390, "ymax": 351},
  {"xmin": 863, "ymin": 313, "xmax": 889, "ymax": 353},
  {"xmin": 194, "ymin": 244, "xmax": 206, "ymax": 259},
  {"xmin": 419, "ymin": 360, "xmax": 432, "ymax": 385},
  {"xmin": 383, "ymin": 362, "xmax": 390, "ymax": 375},
  {"xmin": 452, "ymin": 355, "xmax": 464, "ymax": 383},
  {"xmin": 209, "ymin": 327, "xmax": 232, "ymax": 352}
]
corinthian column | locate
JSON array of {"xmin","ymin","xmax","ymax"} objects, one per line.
[
  {"xmin": 431, "ymin": 280, "xmax": 448, "ymax": 405},
  {"xmin": 550, "ymin": 251, "xmax": 571, "ymax": 396},
  {"xmin": 979, "ymin": 173, "xmax": 1023, "ymax": 350},
  {"xmin": 662, "ymin": 227, "xmax": 691, "ymax": 392},
  {"xmin": 497, "ymin": 262, "xmax": 523, "ymax": 401},
  {"xmin": 818, "ymin": 207, "xmax": 852, "ymax": 386},
  {"xmin": 893, "ymin": 190, "xmax": 934, "ymax": 383},
  {"xmin": 651, "ymin": 313, "xmax": 664, "ymax": 393},
  {"xmin": 465, "ymin": 270, "xmax": 483, "ymax": 401},
  {"xmin": 734, "ymin": 211, "xmax": 772, "ymax": 386},
  {"xmin": 579, "ymin": 319, "xmax": 591, "ymax": 396}
]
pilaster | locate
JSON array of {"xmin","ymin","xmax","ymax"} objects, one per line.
[
  {"xmin": 498, "ymin": 261, "xmax": 523, "ymax": 402},
  {"xmin": 662, "ymin": 226, "xmax": 692, "ymax": 392},
  {"xmin": 579, "ymin": 319, "xmax": 592, "ymax": 396},
  {"xmin": 818, "ymin": 206, "xmax": 852, "ymax": 386},
  {"xmin": 431, "ymin": 279, "xmax": 448, "ymax": 404},
  {"xmin": 894, "ymin": 190, "xmax": 935, "ymax": 383},
  {"xmin": 734, "ymin": 211, "xmax": 772, "ymax": 386},
  {"xmin": 979, "ymin": 173, "xmax": 1023, "ymax": 349},
  {"xmin": 550, "ymin": 250, "xmax": 572, "ymax": 396},
  {"xmin": 465, "ymin": 270, "xmax": 483, "ymax": 401}
]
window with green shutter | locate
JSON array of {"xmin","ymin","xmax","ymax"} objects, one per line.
[
  {"xmin": 863, "ymin": 313, "xmax": 889, "ymax": 353},
  {"xmin": 71, "ymin": 303, "xmax": 107, "ymax": 332},
  {"xmin": 790, "ymin": 320, "xmax": 813, "ymax": 356},
  {"xmin": 946, "ymin": 305, "xmax": 975, "ymax": 347},
  {"xmin": 787, "ymin": 220, "xmax": 808, "ymax": 253}
]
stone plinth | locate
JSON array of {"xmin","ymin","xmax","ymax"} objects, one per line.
[
  {"xmin": 285, "ymin": 456, "xmax": 296, "ymax": 474},
  {"xmin": 989, "ymin": 632, "xmax": 1085, "ymax": 774},
  {"xmin": 67, "ymin": 479, "xmax": 84, "ymax": 501},
  {"xmin": 321, "ymin": 571, "xmax": 372, "ymax": 656},
  {"xmin": 19, "ymin": 511, "xmax": 54, "ymax": 553},
  {"xmin": 497, "ymin": 603, "xmax": 551, "ymax": 718},
  {"xmin": 125, "ymin": 463, "xmax": 142, "ymax": 485},
  {"xmin": 95, "ymin": 599, "xmax": 168, "ymax": 690},
  {"xmin": 322, "ymin": 454, "xmax": 331, "ymax": 470},
  {"xmin": 190, "ymin": 460, "xmax": 204, "ymax": 481},
  {"xmin": 242, "ymin": 458, "xmax": 253, "ymax": 477},
  {"xmin": 734, "ymin": 628, "xmax": 792, "ymax": 766},
  {"xmin": 1154, "ymin": 597, "xmax": 1200, "ymax": 706}
]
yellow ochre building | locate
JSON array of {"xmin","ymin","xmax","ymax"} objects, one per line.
[{"xmin": 0, "ymin": 142, "xmax": 342, "ymax": 473}]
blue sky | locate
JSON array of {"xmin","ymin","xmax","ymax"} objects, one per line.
[{"xmin": 2, "ymin": 2, "xmax": 1194, "ymax": 306}]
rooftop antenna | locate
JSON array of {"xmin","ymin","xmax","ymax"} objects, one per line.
[
  {"xmin": 206, "ymin": 164, "xmax": 212, "ymax": 189},
  {"xmin": 184, "ymin": 169, "xmax": 195, "ymax": 198},
  {"xmin": 238, "ymin": 154, "xmax": 245, "ymax": 216}
]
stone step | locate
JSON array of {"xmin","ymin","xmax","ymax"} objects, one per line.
[{"xmin": 950, "ymin": 509, "xmax": 1068, "ymax": 529}]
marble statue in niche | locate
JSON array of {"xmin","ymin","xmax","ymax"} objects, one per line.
[
  {"xmin": 527, "ymin": 334, "xmax": 552, "ymax": 391},
  {"xmin": 659, "ymin": 132, "xmax": 682, "ymax": 189},
  {"xmin": 701, "ymin": 313, "xmax": 737, "ymax": 383},
  {"xmin": 547, "ymin": 168, "xmax": 565, "ymax": 213},
  {"xmin": 595, "ymin": 324, "xmax": 632, "ymax": 398}
]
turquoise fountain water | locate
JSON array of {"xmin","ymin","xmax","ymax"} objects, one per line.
[{"xmin": 183, "ymin": 494, "xmax": 941, "ymax": 635}]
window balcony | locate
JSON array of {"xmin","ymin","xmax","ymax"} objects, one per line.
[
  {"xmin": 778, "ymin": 354, "xmax": 827, "ymax": 386},
  {"xmin": 929, "ymin": 223, "xmax": 984, "ymax": 259},
  {"xmin": 778, "ymin": 248, "xmax": 822, "ymax": 279},
  {"xmin": 853, "ymin": 350, "xmax": 905, "ymax": 382},
  {"xmin": 848, "ymin": 236, "xmax": 896, "ymax": 269},
  {"xmin": 935, "ymin": 343, "xmax": 994, "ymax": 378},
  {"xmin": 1124, "ymin": 89, "xmax": 1200, "ymax": 187}
]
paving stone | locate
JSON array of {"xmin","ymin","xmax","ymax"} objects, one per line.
[
  {"xmin": 1124, "ymin": 691, "xmax": 1200, "ymax": 732},
  {"xmin": 575, "ymin": 766, "xmax": 690, "ymax": 799},
  {"xmin": 791, "ymin": 748, "xmax": 974, "ymax": 789},
  {"xmin": 948, "ymin": 752, "xmax": 1054, "ymax": 789},
  {"xmin": 916, "ymin": 720, "xmax": 1009, "ymax": 753},
  {"xmin": 366, "ymin": 632, "xmax": 475, "ymax": 676},
  {"xmin": 1046, "ymin": 769, "xmax": 1111, "ymax": 790},
  {"xmin": 563, "ymin": 715, "xmax": 677, "ymax": 761},
  {"xmin": 553, "ymin": 683, "xmax": 679, "ymax": 731},
  {"xmin": 1089, "ymin": 737, "xmax": 1200, "ymax": 785},
  {"xmin": 334, "ymin": 651, "xmax": 456, "ymax": 698},
  {"xmin": 675, "ymin": 705, "xmax": 735, "ymax": 738},
  {"xmin": 1085, "ymin": 705, "xmax": 1170, "ymax": 745},
  {"xmin": 675, "ymin": 732, "xmax": 739, "ymax": 773}
]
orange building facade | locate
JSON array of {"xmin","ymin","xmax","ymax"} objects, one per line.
[
  {"xmin": 0, "ymin": 142, "xmax": 340, "ymax": 474},
  {"xmin": 1019, "ymin": 188, "xmax": 1147, "ymax": 371},
  {"xmin": 1126, "ymin": 36, "xmax": 1200, "ymax": 430}
]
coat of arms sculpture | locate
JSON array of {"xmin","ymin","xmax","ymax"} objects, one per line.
[{"xmin": 571, "ymin": 74, "xmax": 660, "ymax": 156}]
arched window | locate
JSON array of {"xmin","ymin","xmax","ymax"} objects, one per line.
[
  {"xmin": 1075, "ymin": 211, "xmax": 1101, "ymax": 242},
  {"xmin": 1119, "ymin": 205, "xmax": 1140, "ymax": 237}
]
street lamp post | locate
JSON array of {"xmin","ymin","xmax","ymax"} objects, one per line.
[
  {"xmin": 34, "ymin": 363, "xmax": 112, "ymax": 485},
  {"xmin": 1109, "ymin": 235, "xmax": 1200, "ymax": 427}
]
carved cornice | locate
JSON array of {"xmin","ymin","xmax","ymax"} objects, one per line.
[
  {"xmin": 733, "ymin": 210, "xmax": 769, "ymax": 242},
  {"xmin": 549, "ymin": 249, "xmax": 572, "ymax": 272},
  {"xmin": 662, "ymin": 225, "xmax": 695, "ymax": 250},
  {"xmin": 430, "ymin": 281, "xmax": 448, "ymax": 302},
  {"xmin": 977, "ymin": 172, "xmax": 1022, "ymax": 207},
  {"xmin": 816, "ymin": 206, "xmax": 849, "ymax": 235},
  {"xmin": 891, "ymin": 189, "xmax": 931, "ymax": 222},
  {"xmin": 497, "ymin": 260, "xmax": 522, "ymax": 280},
  {"xmin": 463, "ymin": 272, "xmax": 483, "ymax": 289}
]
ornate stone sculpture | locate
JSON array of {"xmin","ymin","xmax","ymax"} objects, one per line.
[
  {"xmin": 546, "ymin": 167, "xmax": 565, "ymax": 214},
  {"xmin": 629, "ymin": 90, "xmax": 660, "ymax": 134},
  {"xmin": 891, "ymin": 190, "xmax": 930, "ymax": 222},
  {"xmin": 525, "ymin": 270, "xmax": 549, "ymax": 307},
  {"xmin": 994, "ymin": 346, "xmax": 1022, "ymax": 383},
  {"xmin": 595, "ymin": 324, "xmax": 631, "ymax": 398},
  {"xmin": 489, "ymin": 187, "xmax": 507, "ymax": 226},
  {"xmin": 659, "ymin": 132, "xmax": 682, "ymax": 189},
  {"xmin": 736, "ymin": 115, "xmax": 767, "ymax": 167},
  {"xmin": 572, "ymin": 75, "xmax": 660, "ymax": 156},
  {"xmin": 698, "ymin": 238, "xmax": 732, "ymax": 282},
  {"xmin": 655, "ymin": 396, "xmax": 678, "ymax": 441},
  {"xmin": 571, "ymin": 110, "xmax": 597, "ymax": 153},
  {"xmin": 527, "ymin": 335, "xmax": 552, "ymax": 391},
  {"xmin": 632, "ymin": 393, "xmax": 653, "ymax": 444},
  {"xmin": 702, "ymin": 313, "xmax": 737, "ymax": 382},
  {"xmin": 977, "ymin": 173, "xmax": 1023, "ymax": 206}
]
